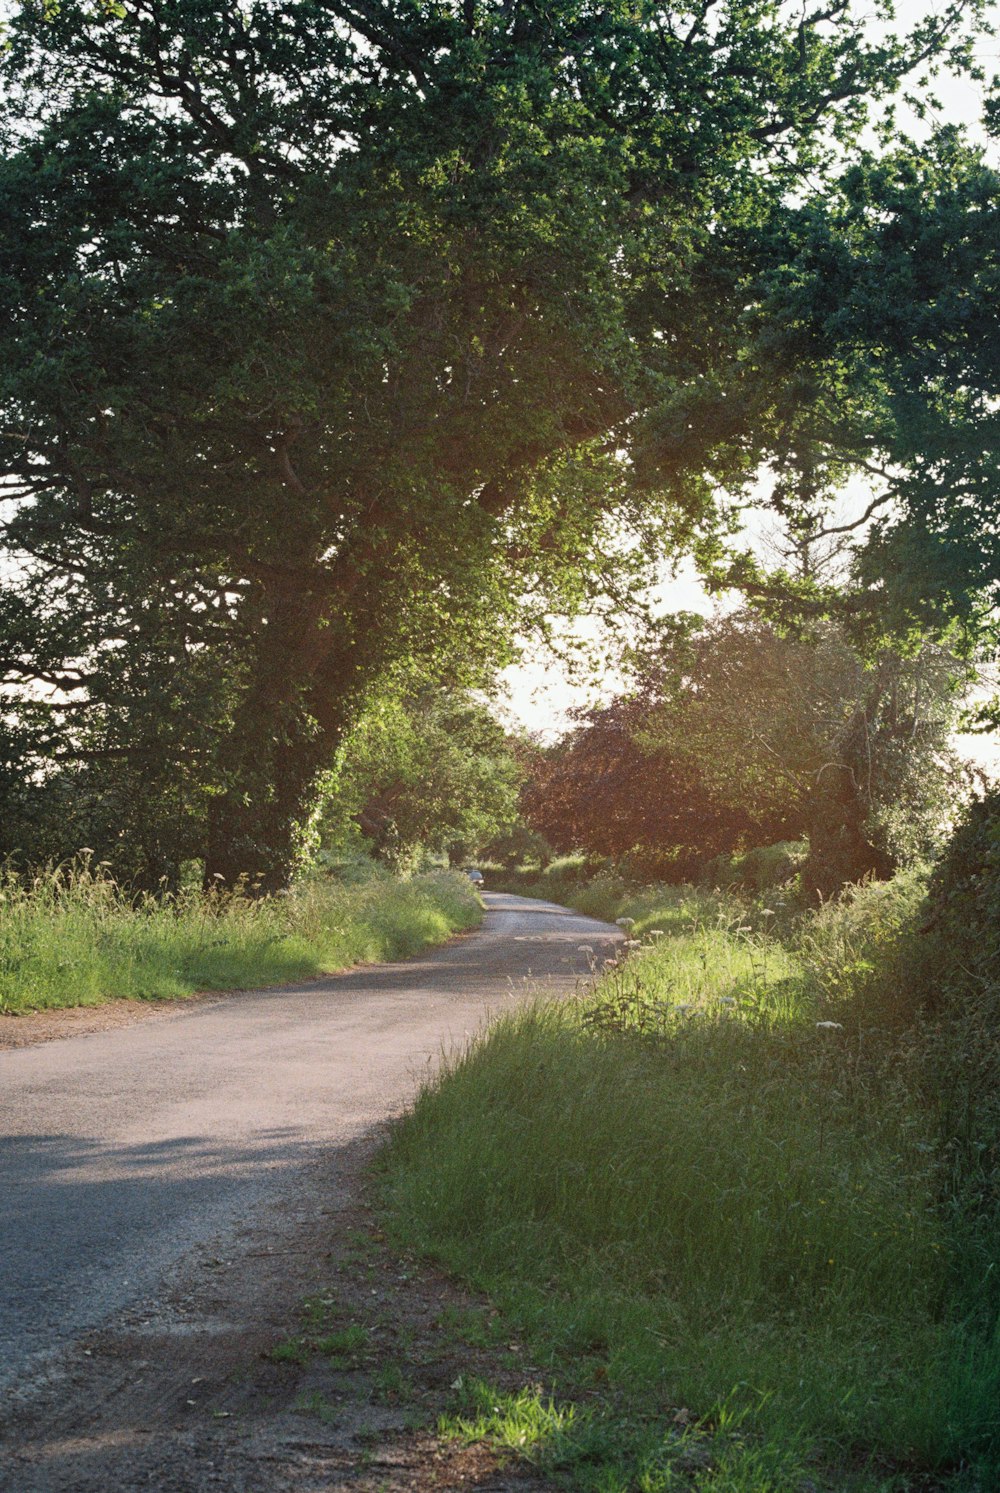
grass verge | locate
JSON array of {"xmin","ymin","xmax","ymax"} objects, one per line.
[
  {"xmin": 0, "ymin": 863, "xmax": 481, "ymax": 1014},
  {"xmin": 380, "ymin": 878, "xmax": 999, "ymax": 1490}
]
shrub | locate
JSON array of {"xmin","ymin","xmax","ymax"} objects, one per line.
[{"xmin": 703, "ymin": 839, "xmax": 808, "ymax": 893}]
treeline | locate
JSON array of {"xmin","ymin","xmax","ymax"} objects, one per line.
[
  {"xmin": 1, "ymin": 1, "xmax": 999, "ymax": 895},
  {"xmin": 516, "ymin": 610, "xmax": 969, "ymax": 900}
]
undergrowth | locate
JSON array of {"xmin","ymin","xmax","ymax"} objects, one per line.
[
  {"xmin": 381, "ymin": 872, "xmax": 1000, "ymax": 1490},
  {"xmin": 0, "ymin": 860, "xmax": 481, "ymax": 1014}
]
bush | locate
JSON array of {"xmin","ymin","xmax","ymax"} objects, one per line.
[
  {"xmin": 487, "ymin": 853, "xmax": 593, "ymax": 900},
  {"xmin": 921, "ymin": 785, "xmax": 1000, "ymax": 1003},
  {"xmin": 703, "ymin": 839, "xmax": 808, "ymax": 893}
]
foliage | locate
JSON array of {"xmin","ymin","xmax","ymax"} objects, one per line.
[
  {"xmin": 0, "ymin": 860, "xmax": 480, "ymax": 1014},
  {"xmin": 519, "ymin": 653, "xmax": 802, "ymax": 878},
  {"xmin": 895, "ymin": 787, "xmax": 1000, "ymax": 1314},
  {"xmin": 319, "ymin": 686, "xmax": 522, "ymax": 870},
  {"xmin": 521, "ymin": 611, "xmax": 966, "ymax": 894},
  {"xmin": 479, "ymin": 823, "xmax": 552, "ymax": 872},
  {"xmin": 0, "ymin": 0, "xmax": 988, "ymax": 884},
  {"xmin": 699, "ymin": 129, "xmax": 1000, "ymax": 653},
  {"xmin": 637, "ymin": 613, "xmax": 968, "ymax": 896},
  {"xmin": 703, "ymin": 839, "xmax": 808, "ymax": 894},
  {"xmin": 922, "ymin": 784, "xmax": 1000, "ymax": 995},
  {"xmin": 487, "ymin": 852, "xmax": 594, "ymax": 902},
  {"xmin": 381, "ymin": 873, "xmax": 1000, "ymax": 1487}
]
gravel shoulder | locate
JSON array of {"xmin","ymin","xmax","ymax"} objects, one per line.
[
  {"xmin": 0, "ymin": 989, "xmax": 230, "ymax": 1051},
  {"xmin": 2, "ymin": 1133, "xmax": 557, "ymax": 1492}
]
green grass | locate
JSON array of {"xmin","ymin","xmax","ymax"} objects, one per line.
[
  {"xmin": 269, "ymin": 1322, "xmax": 370, "ymax": 1368},
  {"xmin": 381, "ymin": 878, "xmax": 1000, "ymax": 1489},
  {"xmin": 441, "ymin": 1377, "xmax": 837, "ymax": 1491},
  {"xmin": 0, "ymin": 862, "xmax": 481, "ymax": 1014}
]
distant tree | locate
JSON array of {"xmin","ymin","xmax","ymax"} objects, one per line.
[
  {"xmin": 521, "ymin": 612, "xmax": 966, "ymax": 893},
  {"xmin": 521, "ymin": 679, "xmax": 799, "ymax": 879},
  {"xmin": 320, "ymin": 688, "xmax": 522, "ymax": 871},
  {"xmin": 632, "ymin": 613, "xmax": 968, "ymax": 896},
  {"xmin": 481, "ymin": 821, "xmax": 553, "ymax": 872}
]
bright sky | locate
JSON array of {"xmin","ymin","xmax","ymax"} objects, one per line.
[{"xmin": 501, "ymin": 0, "xmax": 1000, "ymax": 777}]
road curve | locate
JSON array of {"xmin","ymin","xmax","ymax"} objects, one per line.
[{"xmin": 0, "ymin": 892, "xmax": 618, "ymax": 1394}]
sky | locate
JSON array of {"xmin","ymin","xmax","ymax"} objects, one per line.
[{"xmin": 501, "ymin": 0, "xmax": 1000, "ymax": 777}]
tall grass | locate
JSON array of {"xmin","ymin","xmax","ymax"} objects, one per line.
[
  {"xmin": 382, "ymin": 878, "xmax": 1000, "ymax": 1488},
  {"xmin": 0, "ymin": 861, "xmax": 481, "ymax": 1014}
]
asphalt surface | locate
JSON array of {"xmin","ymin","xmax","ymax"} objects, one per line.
[{"xmin": 0, "ymin": 892, "xmax": 618, "ymax": 1396}]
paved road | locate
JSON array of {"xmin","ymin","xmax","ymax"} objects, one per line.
[{"xmin": 0, "ymin": 892, "xmax": 618, "ymax": 1394}]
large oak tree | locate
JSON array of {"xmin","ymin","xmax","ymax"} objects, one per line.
[{"xmin": 0, "ymin": 0, "xmax": 986, "ymax": 884}]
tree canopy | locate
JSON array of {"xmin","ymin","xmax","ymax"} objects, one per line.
[
  {"xmin": 0, "ymin": 0, "xmax": 992, "ymax": 883},
  {"xmin": 522, "ymin": 611, "xmax": 966, "ymax": 893},
  {"xmin": 320, "ymin": 684, "xmax": 522, "ymax": 869},
  {"xmin": 697, "ymin": 127, "xmax": 1000, "ymax": 650}
]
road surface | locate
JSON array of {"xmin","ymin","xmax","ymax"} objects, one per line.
[{"xmin": 0, "ymin": 892, "xmax": 618, "ymax": 1399}]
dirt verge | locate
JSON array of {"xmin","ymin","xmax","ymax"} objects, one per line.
[
  {"xmin": 0, "ymin": 1131, "xmax": 556, "ymax": 1492},
  {"xmin": 0, "ymin": 991, "xmax": 229, "ymax": 1050}
]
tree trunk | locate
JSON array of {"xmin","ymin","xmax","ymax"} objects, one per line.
[
  {"xmin": 201, "ymin": 578, "xmax": 356, "ymax": 891},
  {"xmin": 802, "ymin": 759, "xmax": 893, "ymax": 901}
]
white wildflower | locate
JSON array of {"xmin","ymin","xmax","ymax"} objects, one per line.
[
  {"xmin": 615, "ymin": 917, "xmax": 636, "ymax": 929},
  {"xmin": 717, "ymin": 996, "xmax": 737, "ymax": 1007},
  {"xmin": 577, "ymin": 944, "xmax": 594, "ymax": 954},
  {"xmin": 815, "ymin": 1020, "xmax": 844, "ymax": 1031}
]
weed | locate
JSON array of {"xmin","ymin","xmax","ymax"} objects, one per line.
[
  {"xmin": 317, "ymin": 1325, "xmax": 369, "ymax": 1365},
  {"xmin": 292, "ymin": 1390, "xmax": 339, "ymax": 1424},
  {"xmin": 373, "ymin": 1362, "xmax": 414, "ymax": 1402},
  {"xmin": 268, "ymin": 1337, "xmax": 311, "ymax": 1366},
  {"xmin": 437, "ymin": 1303, "xmax": 496, "ymax": 1348}
]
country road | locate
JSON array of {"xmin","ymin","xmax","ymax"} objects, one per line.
[{"xmin": 0, "ymin": 891, "xmax": 618, "ymax": 1458}]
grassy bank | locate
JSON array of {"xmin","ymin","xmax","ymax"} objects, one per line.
[
  {"xmin": 381, "ymin": 876, "xmax": 999, "ymax": 1490},
  {"xmin": 0, "ymin": 864, "xmax": 481, "ymax": 1014}
]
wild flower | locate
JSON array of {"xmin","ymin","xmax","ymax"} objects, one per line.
[
  {"xmin": 623, "ymin": 939, "xmax": 643, "ymax": 950},
  {"xmin": 815, "ymin": 1020, "xmax": 844, "ymax": 1030},
  {"xmin": 647, "ymin": 929, "xmax": 666, "ymax": 940},
  {"xmin": 615, "ymin": 917, "xmax": 636, "ymax": 929},
  {"xmin": 717, "ymin": 996, "xmax": 737, "ymax": 1007},
  {"xmin": 577, "ymin": 944, "xmax": 594, "ymax": 954}
]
